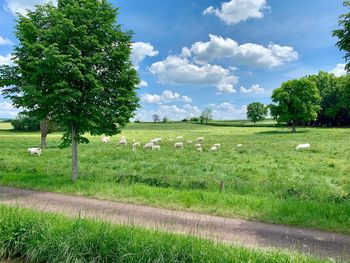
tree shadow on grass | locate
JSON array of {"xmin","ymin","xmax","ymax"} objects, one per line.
[{"xmin": 256, "ymin": 130, "xmax": 310, "ymax": 135}]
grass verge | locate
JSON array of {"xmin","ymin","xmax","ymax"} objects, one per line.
[{"xmin": 0, "ymin": 205, "xmax": 327, "ymax": 263}]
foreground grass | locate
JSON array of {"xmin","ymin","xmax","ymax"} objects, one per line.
[
  {"xmin": 0, "ymin": 205, "xmax": 327, "ymax": 262},
  {"xmin": 0, "ymin": 123, "xmax": 349, "ymax": 233}
]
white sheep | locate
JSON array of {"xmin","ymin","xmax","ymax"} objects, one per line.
[
  {"xmin": 176, "ymin": 136, "xmax": 183, "ymax": 141},
  {"xmin": 196, "ymin": 147, "xmax": 203, "ymax": 152},
  {"xmin": 197, "ymin": 137, "xmax": 204, "ymax": 142},
  {"xmin": 195, "ymin": 143, "xmax": 201, "ymax": 148},
  {"xmin": 296, "ymin": 143, "xmax": 311, "ymax": 150},
  {"xmin": 209, "ymin": 146, "xmax": 218, "ymax": 152},
  {"xmin": 101, "ymin": 136, "xmax": 110, "ymax": 143},
  {"xmin": 132, "ymin": 146, "xmax": 137, "ymax": 151},
  {"xmin": 152, "ymin": 145, "xmax": 161, "ymax": 151},
  {"xmin": 132, "ymin": 142, "xmax": 141, "ymax": 148},
  {"xmin": 213, "ymin": 143, "xmax": 221, "ymax": 148},
  {"xmin": 27, "ymin": 148, "xmax": 41, "ymax": 156},
  {"xmin": 119, "ymin": 139, "xmax": 127, "ymax": 145},
  {"xmin": 187, "ymin": 140, "xmax": 193, "ymax": 144},
  {"xmin": 143, "ymin": 142, "xmax": 154, "ymax": 149},
  {"xmin": 174, "ymin": 142, "xmax": 184, "ymax": 149},
  {"xmin": 237, "ymin": 144, "xmax": 243, "ymax": 148},
  {"xmin": 151, "ymin": 138, "xmax": 162, "ymax": 144}
]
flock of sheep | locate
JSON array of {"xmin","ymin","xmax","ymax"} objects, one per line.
[
  {"xmin": 101, "ymin": 135, "xmax": 223, "ymax": 153},
  {"xmin": 26, "ymin": 136, "xmax": 311, "ymax": 156}
]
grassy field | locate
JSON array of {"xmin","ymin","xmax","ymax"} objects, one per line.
[
  {"xmin": 0, "ymin": 205, "xmax": 327, "ymax": 263},
  {"xmin": 0, "ymin": 122, "xmax": 349, "ymax": 233}
]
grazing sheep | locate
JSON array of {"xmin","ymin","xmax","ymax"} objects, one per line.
[
  {"xmin": 187, "ymin": 140, "xmax": 193, "ymax": 143},
  {"xmin": 151, "ymin": 138, "xmax": 162, "ymax": 144},
  {"xmin": 296, "ymin": 143, "xmax": 310, "ymax": 150},
  {"xmin": 195, "ymin": 143, "xmax": 202, "ymax": 148},
  {"xmin": 176, "ymin": 136, "xmax": 183, "ymax": 141},
  {"xmin": 174, "ymin": 142, "xmax": 184, "ymax": 149},
  {"xmin": 132, "ymin": 146, "xmax": 137, "ymax": 151},
  {"xmin": 197, "ymin": 137, "xmax": 204, "ymax": 142},
  {"xmin": 213, "ymin": 143, "xmax": 221, "ymax": 148},
  {"xmin": 209, "ymin": 146, "xmax": 218, "ymax": 152},
  {"xmin": 196, "ymin": 147, "xmax": 203, "ymax": 152},
  {"xmin": 119, "ymin": 139, "xmax": 127, "ymax": 145},
  {"xmin": 27, "ymin": 148, "xmax": 41, "ymax": 156},
  {"xmin": 132, "ymin": 142, "xmax": 141, "ymax": 148},
  {"xmin": 152, "ymin": 145, "xmax": 161, "ymax": 151},
  {"xmin": 101, "ymin": 136, "xmax": 110, "ymax": 143},
  {"xmin": 237, "ymin": 144, "xmax": 243, "ymax": 148},
  {"xmin": 143, "ymin": 142, "xmax": 154, "ymax": 149}
]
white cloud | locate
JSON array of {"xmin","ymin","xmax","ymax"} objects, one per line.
[
  {"xmin": 3, "ymin": 0, "xmax": 57, "ymax": 16},
  {"xmin": 141, "ymin": 94, "xmax": 161, "ymax": 104},
  {"xmin": 137, "ymin": 104, "xmax": 200, "ymax": 121},
  {"xmin": 131, "ymin": 42, "xmax": 158, "ymax": 70},
  {"xmin": 150, "ymin": 55, "xmax": 238, "ymax": 93},
  {"xmin": 139, "ymin": 80, "xmax": 148, "ymax": 88},
  {"xmin": 0, "ymin": 36, "xmax": 13, "ymax": 45},
  {"xmin": 141, "ymin": 89, "xmax": 193, "ymax": 104},
  {"xmin": 330, "ymin": 63, "xmax": 347, "ymax": 77},
  {"xmin": 240, "ymin": 84, "xmax": 265, "ymax": 94},
  {"xmin": 0, "ymin": 101, "xmax": 19, "ymax": 118},
  {"xmin": 0, "ymin": 54, "xmax": 12, "ymax": 65},
  {"xmin": 187, "ymin": 34, "xmax": 298, "ymax": 68},
  {"xmin": 210, "ymin": 102, "xmax": 247, "ymax": 120},
  {"xmin": 203, "ymin": 0, "xmax": 269, "ymax": 25}
]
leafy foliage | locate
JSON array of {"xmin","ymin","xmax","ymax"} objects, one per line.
[
  {"xmin": 11, "ymin": 113, "xmax": 40, "ymax": 131},
  {"xmin": 270, "ymin": 78, "xmax": 321, "ymax": 132},
  {"xmin": 246, "ymin": 102, "xmax": 268, "ymax": 124}
]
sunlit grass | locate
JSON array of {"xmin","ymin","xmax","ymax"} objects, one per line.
[
  {"xmin": 0, "ymin": 205, "xmax": 327, "ymax": 263},
  {"xmin": 0, "ymin": 122, "xmax": 349, "ymax": 232}
]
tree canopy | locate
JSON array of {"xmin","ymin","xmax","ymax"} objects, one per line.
[
  {"xmin": 1, "ymin": 0, "xmax": 139, "ymax": 181},
  {"xmin": 270, "ymin": 78, "xmax": 321, "ymax": 132},
  {"xmin": 246, "ymin": 102, "xmax": 267, "ymax": 124}
]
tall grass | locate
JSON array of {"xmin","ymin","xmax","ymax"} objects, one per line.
[
  {"xmin": 0, "ymin": 205, "xmax": 326, "ymax": 263},
  {"xmin": 0, "ymin": 123, "xmax": 350, "ymax": 232}
]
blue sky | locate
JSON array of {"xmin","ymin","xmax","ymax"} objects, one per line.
[{"xmin": 0, "ymin": 0, "xmax": 347, "ymax": 120}]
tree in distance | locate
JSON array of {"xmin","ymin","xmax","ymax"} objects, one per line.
[
  {"xmin": 270, "ymin": 78, "xmax": 321, "ymax": 133},
  {"xmin": 246, "ymin": 102, "xmax": 268, "ymax": 124}
]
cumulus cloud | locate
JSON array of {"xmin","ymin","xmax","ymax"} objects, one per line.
[
  {"xmin": 137, "ymin": 104, "xmax": 200, "ymax": 121},
  {"xmin": 0, "ymin": 101, "xmax": 19, "ymax": 118},
  {"xmin": 131, "ymin": 42, "xmax": 158, "ymax": 70},
  {"xmin": 203, "ymin": 0, "xmax": 269, "ymax": 25},
  {"xmin": 150, "ymin": 55, "xmax": 238, "ymax": 93},
  {"xmin": 139, "ymin": 80, "xmax": 148, "ymax": 88},
  {"xmin": 186, "ymin": 34, "xmax": 298, "ymax": 68},
  {"xmin": 141, "ymin": 89, "xmax": 193, "ymax": 104},
  {"xmin": 0, "ymin": 54, "xmax": 12, "ymax": 65},
  {"xmin": 240, "ymin": 84, "xmax": 265, "ymax": 94},
  {"xmin": 141, "ymin": 94, "xmax": 161, "ymax": 104},
  {"xmin": 210, "ymin": 102, "xmax": 247, "ymax": 120},
  {"xmin": 0, "ymin": 36, "xmax": 13, "ymax": 45},
  {"xmin": 330, "ymin": 63, "xmax": 347, "ymax": 77},
  {"xmin": 3, "ymin": 0, "xmax": 57, "ymax": 16}
]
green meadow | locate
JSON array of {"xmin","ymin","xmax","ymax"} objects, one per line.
[{"xmin": 0, "ymin": 122, "xmax": 349, "ymax": 233}]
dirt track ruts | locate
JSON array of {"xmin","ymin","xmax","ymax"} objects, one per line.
[{"xmin": 0, "ymin": 185, "xmax": 349, "ymax": 261}]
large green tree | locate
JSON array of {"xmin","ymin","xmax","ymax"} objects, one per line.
[
  {"xmin": 201, "ymin": 107, "xmax": 213, "ymax": 124},
  {"xmin": 270, "ymin": 78, "xmax": 321, "ymax": 133},
  {"xmin": 246, "ymin": 102, "xmax": 267, "ymax": 124},
  {"xmin": 1, "ymin": 0, "xmax": 139, "ymax": 181}
]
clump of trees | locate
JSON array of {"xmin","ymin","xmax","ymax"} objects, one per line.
[
  {"xmin": 0, "ymin": 0, "xmax": 139, "ymax": 181},
  {"xmin": 246, "ymin": 102, "xmax": 268, "ymax": 124},
  {"xmin": 201, "ymin": 108, "xmax": 213, "ymax": 124},
  {"xmin": 11, "ymin": 114, "xmax": 40, "ymax": 131}
]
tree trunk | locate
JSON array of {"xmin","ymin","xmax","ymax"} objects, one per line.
[
  {"xmin": 291, "ymin": 121, "xmax": 296, "ymax": 133},
  {"xmin": 40, "ymin": 118, "xmax": 49, "ymax": 149},
  {"xmin": 71, "ymin": 123, "xmax": 78, "ymax": 182}
]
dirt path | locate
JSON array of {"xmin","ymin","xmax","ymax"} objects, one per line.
[{"xmin": 0, "ymin": 186, "xmax": 349, "ymax": 261}]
